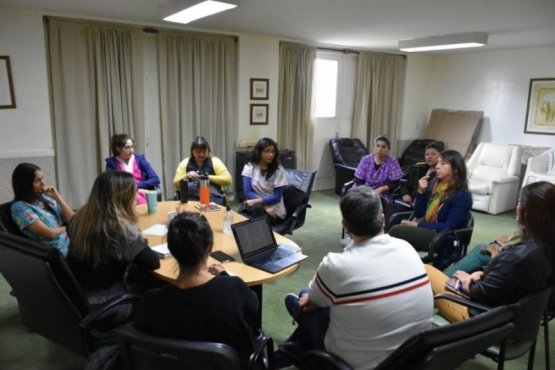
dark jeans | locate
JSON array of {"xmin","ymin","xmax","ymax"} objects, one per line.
[{"xmin": 287, "ymin": 288, "xmax": 330, "ymax": 351}]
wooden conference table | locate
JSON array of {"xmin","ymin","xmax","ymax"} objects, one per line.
[{"xmin": 136, "ymin": 200, "xmax": 301, "ymax": 328}]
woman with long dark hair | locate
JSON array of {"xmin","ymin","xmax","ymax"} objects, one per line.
[
  {"xmin": 388, "ymin": 150, "xmax": 472, "ymax": 269},
  {"xmin": 105, "ymin": 133, "xmax": 160, "ymax": 205},
  {"xmin": 67, "ymin": 171, "xmax": 159, "ymax": 312},
  {"xmin": 240, "ymin": 137, "xmax": 288, "ymax": 224},
  {"xmin": 427, "ymin": 181, "xmax": 555, "ymax": 323},
  {"xmin": 134, "ymin": 212, "xmax": 259, "ymax": 367},
  {"xmin": 10, "ymin": 163, "xmax": 74, "ymax": 256}
]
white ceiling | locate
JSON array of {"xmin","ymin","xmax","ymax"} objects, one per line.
[{"xmin": 3, "ymin": 0, "xmax": 555, "ymax": 53}]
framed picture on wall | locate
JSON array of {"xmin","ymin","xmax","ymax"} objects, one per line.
[
  {"xmin": 524, "ymin": 78, "xmax": 555, "ymax": 135},
  {"xmin": 250, "ymin": 78, "xmax": 269, "ymax": 100},
  {"xmin": 250, "ymin": 104, "xmax": 269, "ymax": 125},
  {"xmin": 0, "ymin": 56, "xmax": 16, "ymax": 109}
]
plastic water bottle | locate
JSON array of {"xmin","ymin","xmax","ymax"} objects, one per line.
[
  {"xmin": 180, "ymin": 178, "xmax": 189, "ymax": 203},
  {"xmin": 223, "ymin": 205, "xmax": 233, "ymax": 234}
]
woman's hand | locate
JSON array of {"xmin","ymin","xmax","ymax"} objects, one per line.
[
  {"xmin": 401, "ymin": 220, "xmax": 418, "ymax": 227},
  {"xmin": 42, "ymin": 185, "xmax": 61, "ymax": 199},
  {"xmin": 265, "ymin": 207, "xmax": 278, "ymax": 218},
  {"xmin": 455, "ymin": 270, "xmax": 483, "ymax": 293},
  {"xmin": 402, "ymin": 194, "xmax": 413, "ymax": 202},
  {"xmin": 244, "ymin": 199, "xmax": 259, "ymax": 207},
  {"xmin": 374, "ymin": 186, "xmax": 387, "ymax": 195},
  {"xmin": 187, "ymin": 171, "xmax": 200, "ymax": 180},
  {"xmin": 207, "ymin": 263, "xmax": 226, "ymax": 276},
  {"xmin": 417, "ymin": 175, "xmax": 430, "ymax": 193}
]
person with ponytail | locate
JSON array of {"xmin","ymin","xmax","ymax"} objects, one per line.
[{"xmin": 134, "ymin": 211, "xmax": 259, "ymax": 367}]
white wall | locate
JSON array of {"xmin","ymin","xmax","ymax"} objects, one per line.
[
  {"xmin": 0, "ymin": 9, "xmax": 54, "ymax": 158},
  {"xmin": 237, "ymin": 34, "xmax": 279, "ymax": 146},
  {"xmin": 425, "ymin": 46, "xmax": 555, "ymax": 148},
  {"xmin": 2, "ymin": 6, "xmax": 555, "ymax": 199}
]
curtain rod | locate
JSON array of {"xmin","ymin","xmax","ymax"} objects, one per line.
[
  {"xmin": 44, "ymin": 16, "xmax": 238, "ymax": 40},
  {"xmin": 317, "ymin": 47, "xmax": 359, "ymax": 54}
]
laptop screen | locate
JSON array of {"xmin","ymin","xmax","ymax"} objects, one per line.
[{"xmin": 232, "ymin": 217, "xmax": 277, "ymax": 257}]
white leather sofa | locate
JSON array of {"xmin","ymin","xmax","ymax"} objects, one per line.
[
  {"xmin": 522, "ymin": 148, "xmax": 555, "ymax": 187},
  {"xmin": 466, "ymin": 143, "xmax": 522, "ymax": 215}
]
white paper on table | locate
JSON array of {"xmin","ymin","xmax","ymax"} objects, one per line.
[
  {"xmin": 151, "ymin": 243, "xmax": 172, "ymax": 259},
  {"xmin": 143, "ymin": 224, "xmax": 168, "ymax": 236}
]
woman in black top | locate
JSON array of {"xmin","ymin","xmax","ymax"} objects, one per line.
[
  {"xmin": 426, "ymin": 181, "xmax": 555, "ymax": 322},
  {"xmin": 134, "ymin": 211, "xmax": 259, "ymax": 367},
  {"xmin": 67, "ymin": 171, "xmax": 160, "ymax": 326}
]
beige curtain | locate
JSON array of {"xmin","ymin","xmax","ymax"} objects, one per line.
[
  {"xmin": 158, "ymin": 32, "xmax": 237, "ymax": 197},
  {"xmin": 46, "ymin": 18, "xmax": 144, "ymax": 207},
  {"xmin": 352, "ymin": 52, "xmax": 406, "ymax": 153},
  {"xmin": 277, "ymin": 42, "xmax": 316, "ymax": 170}
]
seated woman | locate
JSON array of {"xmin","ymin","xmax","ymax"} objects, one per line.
[
  {"xmin": 426, "ymin": 181, "xmax": 555, "ymax": 323},
  {"xmin": 240, "ymin": 137, "xmax": 288, "ymax": 225},
  {"xmin": 443, "ymin": 233, "xmax": 518, "ymax": 278},
  {"xmin": 105, "ymin": 133, "xmax": 160, "ymax": 205},
  {"xmin": 134, "ymin": 211, "xmax": 259, "ymax": 367},
  {"xmin": 384, "ymin": 141, "xmax": 444, "ymax": 229},
  {"xmin": 398, "ymin": 141, "xmax": 444, "ymax": 204},
  {"xmin": 173, "ymin": 136, "xmax": 232, "ymax": 205},
  {"xmin": 353, "ymin": 135, "xmax": 403, "ymax": 209},
  {"xmin": 10, "ymin": 163, "xmax": 74, "ymax": 256},
  {"xmin": 388, "ymin": 150, "xmax": 472, "ymax": 269},
  {"xmin": 67, "ymin": 171, "xmax": 160, "ymax": 325}
]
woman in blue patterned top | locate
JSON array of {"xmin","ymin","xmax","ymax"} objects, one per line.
[{"xmin": 10, "ymin": 163, "xmax": 74, "ymax": 256}]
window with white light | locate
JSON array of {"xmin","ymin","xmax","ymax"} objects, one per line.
[{"xmin": 314, "ymin": 59, "xmax": 338, "ymax": 118}]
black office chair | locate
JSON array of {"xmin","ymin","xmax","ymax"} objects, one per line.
[
  {"xmin": 387, "ymin": 211, "xmax": 474, "ymax": 269},
  {"xmin": 0, "ymin": 201, "xmax": 25, "ymax": 237},
  {"xmin": 116, "ymin": 324, "xmax": 275, "ymax": 370},
  {"xmin": 329, "ymin": 138, "xmax": 368, "ymax": 195},
  {"xmin": 289, "ymin": 303, "xmax": 515, "ymax": 370},
  {"xmin": 435, "ymin": 285, "xmax": 555, "ymax": 370},
  {"xmin": 272, "ymin": 169, "xmax": 317, "ymax": 235},
  {"xmin": 397, "ymin": 139, "xmax": 436, "ymax": 173},
  {"xmin": 0, "ymin": 231, "xmax": 141, "ymax": 357},
  {"xmin": 542, "ymin": 289, "xmax": 555, "ymax": 370}
]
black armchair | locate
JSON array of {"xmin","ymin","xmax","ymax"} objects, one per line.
[
  {"xmin": 116, "ymin": 324, "xmax": 275, "ymax": 370},
  {"xmin": 398, "ymin": 139, "xmax": 437, "ymax": 173},
  {"xmin": 272, "ymin": 169, "xmax": 317, "ymax": 235},
  {"xmin": 287, "ymin": 303, "xmax": 515, "ymax": 370},
  {"xmin": 387, "ymin": 211, "xmax": 474, "ymax": 269},
  {"xmin": 434, "ymin": 285, "xmax": 554, "ymax": 370},
  {"xmin": 0, "ymin": 231, "xmax": 141, "ymax": 357},
  {"xmin": 0, "ymin": 201, "xmax": 25, "ymax": 237},
  {"xmin": 329, "ymin": 138, "xmax": 368, "ymax": 195}
]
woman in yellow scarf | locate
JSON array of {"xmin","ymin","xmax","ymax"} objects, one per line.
[{"xmin": 389, "ymin": 150, "xmax": 472, "ymax": 269}]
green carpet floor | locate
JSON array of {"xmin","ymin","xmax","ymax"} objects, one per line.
[{"xmin": 0, "ymin": 189, "xmax": 552, "ymax": 369}]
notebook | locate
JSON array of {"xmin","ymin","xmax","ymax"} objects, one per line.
[{"xmin": 231, "ymin": 217, "xmax": 307, "ymax": 274}]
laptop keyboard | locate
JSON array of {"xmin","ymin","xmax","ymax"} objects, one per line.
[{"xmin": 249, "ymin": 247, "xmax": 295, "ymax": 265}]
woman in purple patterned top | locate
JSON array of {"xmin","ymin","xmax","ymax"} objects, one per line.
[{"xmin": 354, "ymin": 135, "xmax": 403, "ymax": 205}]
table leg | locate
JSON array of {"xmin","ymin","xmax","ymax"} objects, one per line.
[{"xmin": 251, "ymin": 284, "xmax": 263, "ymax": 331}]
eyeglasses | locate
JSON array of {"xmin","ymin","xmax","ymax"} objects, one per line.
[{"xmin": 122, "ymin": 145, "xmax": 134, "ymax": 151}]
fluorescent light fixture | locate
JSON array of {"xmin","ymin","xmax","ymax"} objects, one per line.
[
  {"xmin": 399, "ymin": 32, "xmax": 488, "ymax": 52},
  {"xmin": 162, "ymin": 0, "xmax": 239, "ymax": 24}
]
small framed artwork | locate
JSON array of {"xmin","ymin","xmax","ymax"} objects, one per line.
[
  {"xmin": 524, "ymin": 78, "xmax": 555, "ymax": 135},
  {"xmin": 0, "ymin": 56, "xmax": 16, "ymax": 109},
  {"xmin": 250, "ymin": 104, "xmax": 269, "ymax": 125},
  {"xmin": 250, "ymin": 78, "xmax": 269, "ymax": 100}
]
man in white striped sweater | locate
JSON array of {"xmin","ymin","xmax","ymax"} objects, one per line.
[{"xmin": 278, "ymin": 185, "xmax": 434, "ymax": 369}]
